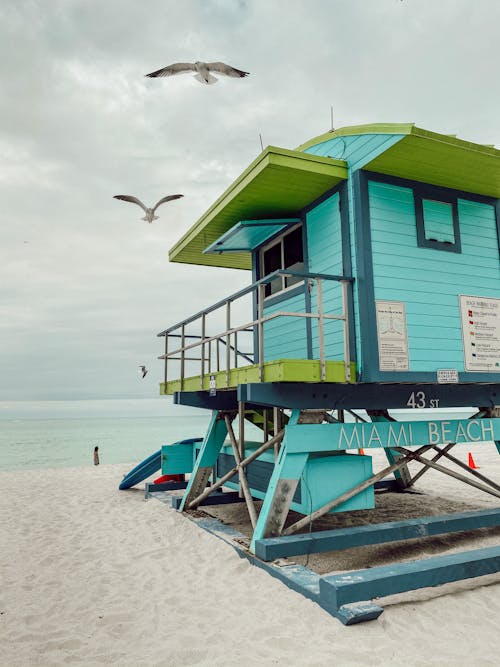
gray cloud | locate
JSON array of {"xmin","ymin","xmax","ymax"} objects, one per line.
[{"xmin": 1, "ymin": 0, "xmax": 499, "ymax": 400}]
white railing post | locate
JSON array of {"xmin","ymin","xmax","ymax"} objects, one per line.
[
  {"xmin": 201, "ymin": 313, "xmax": 206, "ymax": 389},
  {"xmin": 180, "ymin": 324, "xmax": 185, "ymax": 391}
]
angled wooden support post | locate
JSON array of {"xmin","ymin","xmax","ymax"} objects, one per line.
[
  {"xmin": 178, "ymin": 411, "xmax": 229, "ymax": 512},
  {"xmin": 250, "ymin": 410, "xmax": 308, "ymax": 553},
  {"xmin": 368, "ymin": 410, "xmax": 412, "ymax": 489},
  {"xmin": 320, "ymin": 545, "xmax": 500, "ymax": 624},
  {"xmin": 224, "ymin": 415, "xmax": 258, "ymax": 528}
]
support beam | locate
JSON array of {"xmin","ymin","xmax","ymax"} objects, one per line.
[
  {"xmin": 238, "ymin": 382, "xmax": 500, "ymax": 410},
  {"xmin": 254, "ymin": 507, "xmax": 500, "ymax": 561},
  {"xmin": 320, "ymin": 545, "xmax": 500, "ymax": 616},
  {"xmin": 394, "ymin": 447, "xmax": 500, "ymax": 500},
  {"xmin": 179, "ymin": 411, "xmax": 229, "ymax": 511},
  {"xmin": 407, "ymin": 442, "xmax": 455, "ymax": 486},
  {"xmin": 225, "ymin": 416, "xmax": 258, "ymax": 528},
  {"xmin": 187, "ymin": 429, "xmax": 284, "ymax": 510},
  {"xmin": 368, "ymin": 409, "xmax": 412, "ymax": 489}
]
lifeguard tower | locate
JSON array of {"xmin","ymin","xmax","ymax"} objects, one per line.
[{"xmin": 155, "ymin": 123, "xmax": 500, "ymax": 622}]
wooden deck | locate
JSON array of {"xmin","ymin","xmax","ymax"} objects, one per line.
[{"xmin": 160, "ymin": 358, "xmax": 356, "ymax": 395}]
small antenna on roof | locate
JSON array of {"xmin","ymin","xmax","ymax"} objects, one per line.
[
  {"xmin": 330, "ymin": 106, "xmax": 334, "ymax": 132},
  {"xmin": 259, "ymin": 133, "xmax": 264, "ymax": 151}
]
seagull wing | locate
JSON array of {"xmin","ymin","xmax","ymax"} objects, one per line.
[
  {"xmin": 114, "ymin": 195, "xmax": 148, "ymax": 213},
  {"xmin": 206, "ymin": 62, "xmax": 249, "ymax": 78},
  {"xmin": 152, "ymin": 194, "xmax": 184, "ymax": 213},
  {"xmin": 145, "ymin": 62, "xmax": 196, "ymax": 78}
]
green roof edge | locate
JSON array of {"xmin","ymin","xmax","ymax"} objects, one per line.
[
  {"xmin": 297, "ymin": 122, "xmax": 500, "ymax": 157},
  {"xmin": 169, "ymin": 146, "xmax": 347, "ymax": 263}
]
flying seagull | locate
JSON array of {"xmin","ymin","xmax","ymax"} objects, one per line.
[
  {"xmin": 145, "ymin": 61, "xmax": 249, "ymax": 85},
  {"xmin": 113, "ymin": 194, "xmax": 183, "ymax": 223},
  {"xmin": 139, "ymin": 365, "xmax": 148, "ymax": 378}
]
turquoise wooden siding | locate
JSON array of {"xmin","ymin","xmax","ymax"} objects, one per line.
[
  {"xmin": 306, "ymin": 192, "xmax": 344, "ymax": 360},
  {"xmin": 263, "ymin": 290, "xmax": 308, "ymax": 360},
  {"xmin": 305, "ymin": 134, "xmax": 404, "ymax": 375},
  {"xmin": 305, "ymin": 134, "xmax": 403, "ymax": 171},
  {"xmin": 368, "ymin": 180, "xmax": 500, "ymax": 372}
]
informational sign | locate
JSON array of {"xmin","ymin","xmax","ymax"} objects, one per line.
[
  {"xmin": 437, "ymin": 369, "xmax": 459, "ymax": 384},
  {"xmin": 209, "ymin": 374, "xmax": 216, "ymax": 396},
  {"xmin": 375, "ymin": 300, "xmax": 409, "ymax": 371},
  {"xmin": 459, "ymin": 295, "xmax": 500, "ymax": 372}
]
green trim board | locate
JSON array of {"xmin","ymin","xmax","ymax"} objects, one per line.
[
  {"xmin": 159, "ymin": 359, "xmax": 356, "ymax": 395},
  {"xmin": 168, "ymin": 147, "xmax": 348, "ymax": 269},
  {"xmin": 298, "ymin": 124, "xmax": 500, "ymax": 198},
  {"xmin": 204, "ymin": 218, "xmax": 301, "ymax": 254}
]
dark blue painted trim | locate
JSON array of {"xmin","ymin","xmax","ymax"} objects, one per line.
[
  {"xmin": 170, "ymin": 490, "xmax": 246, "ymax": 509},
  {"xmin": 301, "ymin": 181, "xmax": 345, "ymax": 216},
  {"xmin": 339, "ymin": 181, "xmax": 357, "ymax": 366},
  {"xmin": 352, "ymin": 169, "xmax": 378, "ymax": 380},
  {"xmin": 145, "ymin": 480, "xmax": 188, "ymax": 497},
  {"xmin": 238, "ymin": 381, "xmax": 500, "ymax": 409},
  {"xmin": 363, "ymin": 170, "xmax": 497, "ymax": 206},
  {"xmin": 413, "ymin": 190, "xmax": 462, "ymax": 253}
]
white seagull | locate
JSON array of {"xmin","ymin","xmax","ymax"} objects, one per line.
[
  {"xmin": 113, "ymin": 194, "xmax": 183, "ymax": 223},
  {"xmin": 145, "ymin": 61, "xmax": 249, "ymax": 85},
  {"xmin": 139, "ymin": 365, "xmax": 148, "ymax": 378}
]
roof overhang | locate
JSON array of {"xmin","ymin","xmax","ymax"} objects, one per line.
[
  {"xmin": 299, "ymin": 124, "xmax": 500, "ymax": 198},
  {"xmin": 169, "ymin": 146, "xmax": 347, "ymax": 270}
]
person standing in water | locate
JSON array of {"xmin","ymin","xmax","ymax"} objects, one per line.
[{"xmin": 93, "ymin": 446, "xmax": 100, "ymax": 466}]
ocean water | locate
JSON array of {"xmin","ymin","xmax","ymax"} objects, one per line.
[
  {"xmin": 0, "ymin": 415, "xmax": 211, "ymax": 472},
  {"xmin": 0, "ymin": 399, "xmax": 477, "ymax": 472}
]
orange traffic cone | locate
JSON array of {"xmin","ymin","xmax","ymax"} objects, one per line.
[
  {"xmin": 359, "ymin": 448, "xmax": 365, "ymax": 456},
  {"xmin": 468, "ymin": 452, "xmax": 479, "ymax": 469}
]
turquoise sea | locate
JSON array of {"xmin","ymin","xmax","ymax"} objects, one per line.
[
  {"xmin": 0, "ymin": 400, "xmax": 212, "ymax": 472},
  {"xmin": 0, "ymin": 399, "xmax": 476, "ymax": 472}
]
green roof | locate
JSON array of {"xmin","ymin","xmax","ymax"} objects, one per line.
[
  {"xmin": 170, "ymin": 124, "xmax": 500, "ymax": 271},
  {"xmin": 299, "ymin": 123, "xmax": 500, "ymax": 198},
  {"xmin": 169, "ymin": 146, "xmax": 348, "ymax": 269}
]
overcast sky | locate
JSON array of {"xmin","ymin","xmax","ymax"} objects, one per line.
[{"xmin": 1, "ymin": 0, "xmax": 499, "ymax": 403}]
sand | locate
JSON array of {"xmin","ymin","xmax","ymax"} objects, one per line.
[{"xmin": 1, "ymin": 447, "xmax": 500, "ymax": 667}]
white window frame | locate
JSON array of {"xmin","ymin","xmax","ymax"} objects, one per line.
[{"xmin": 260, "ymin": 223, "xmax": 304, "ymax": 299}]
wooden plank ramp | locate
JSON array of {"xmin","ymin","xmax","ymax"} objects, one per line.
[
  {"xmin": 320, "ymin": 545, "xmax": 500, "ymax": 624},
  {"xmin": 254, "ymin": 507, "xmax": 500, "ymax": 561}
]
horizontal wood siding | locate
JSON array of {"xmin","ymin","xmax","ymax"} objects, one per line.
[
  {"xmin": 306, "ymin": 193, "xmax": 344, "ymax": 360},
  {"xmin": 305, "ymin": 134, "xmax": 405, "ymax": 375},
  {"xmin": 263, "ymin": 290, "xmax": 308, "ymax": 360},
  {"xmin": 368, "ymin": 180, "xmax": 500, "ymax": 372},
  {"xmin": 305, "ymin": 134, "xmax": 403, "ymax": 171}
]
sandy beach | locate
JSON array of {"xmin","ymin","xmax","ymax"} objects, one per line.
[{"xmin": 1, "ymin": 448, "xmax": 500, "ymax": 667}]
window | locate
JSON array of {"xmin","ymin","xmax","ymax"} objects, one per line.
[
  {"xmin": 261, "ymin": 225, "xmax": 304, "ymax": 297},
  {"xmin": 415, "ymin": 193, "xmax": 461, "ymax": 253}
]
